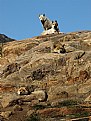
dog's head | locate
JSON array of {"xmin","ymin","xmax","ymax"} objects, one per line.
[
  {"xmin": 39, "ymin": 14, "xmax": 46, "ymax": 21},
  {"xmin": 17, "ymin": 87, "xmax": 29, "ymax": 95},
  {"xmin": 52, "ymin": 20, "xmax": 58, "ymax": 29}
]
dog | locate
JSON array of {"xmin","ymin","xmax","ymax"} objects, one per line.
[
  {"xmin": 39, "ymin": 14, "xmax": 53, "ymax": 30},
  {"xmin": 41, "ymin": 20, "xmax": 60, "ymax": 35}
]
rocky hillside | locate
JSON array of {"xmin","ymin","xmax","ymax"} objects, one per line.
[
  {"xmin": 0, "ymin": 31, "xmax": 91, "ymax": 121},
  {"xmin": 0, "ymin": 34, "xmax": 15, "ymax": 43},
  {"xmin": 0, "ymin": 34, "xmax": 16, "ymax": 58}
]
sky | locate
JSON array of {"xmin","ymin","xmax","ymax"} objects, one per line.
[{"xmin": 0, "ymin": 0, "xmax": 91, "ymax": 40}]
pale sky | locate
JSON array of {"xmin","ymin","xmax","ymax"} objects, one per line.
[{"xmin": 0, "ymin": 0, "xmax": 91, "ymax": 40}]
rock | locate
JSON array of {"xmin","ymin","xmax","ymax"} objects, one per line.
[
  {"xmin": 20, "ymin": 95, "xmax": 35, "ymax": 102},
  {"xmin": 36, "ymin": 107, "xmax": 82, "ymax": 118},
  {"xmin": 89, "ymin": 116, "xmax": 91, "ymax": 121},
  {"xmin": 84, "ymin": 94, "xmax": 91, "ymax": 102},
  {"xmin": 2, "ymin": 63, "xmax": 20, "ymax": 78},
  {"xmin": 13, "ymin": 104, "xmax": 23, "ymax": 111},
  {"xmin": 78, "ymin": 84, "xmax": 91, "ymax": 94},
  {"xmin": 1, "ymin": 93, "xmax": 20, "ymax": 108},
  {"xmin": 2, "ymin": 38, "xmax": 39, "ymax": 62},
  {"xmin": 27, "ymin": 110, "xmax": 35, "ymax": 116},
  {"xmin": 0, "ymin": 116, "xmax": 4, "ymax": 121},
  {"xmin": 36, "ymin": 107, "xmax": 67, "ymax": 117},
  {"xmin": 65, "ymin": 45, "xmax": 76, "ymax": 53},
  {"xmin": 79, "ymin": 70, "xmax": 89, "ymax": 81},
  {"xmin": 71, "ymin": 117, "xmax": 89, "ymax": 121},
  {"xmin": 0, "ymin": 34, "xmax": 15, "ymax": 43},
  {"xmin": 0, "ymin": 58, "xmax": 9, "ymax": 67},
  {"xmin": 72, "ymin": 50, "xmax": 85, "ymax": 60},
  {"xmin": 0, "ymin": 111, "xmax": 12, "ymax": 119},
  {"xmin": 48, "ymin": 85, "xmax": 77, "ymax": 102},
  {"xmin": 0, "ymin": 31, "xmax": 91, "ymax": 120},
  {"xmin": 0, "ymin": 83, "xmax": 16, "ymax": 93},
  {"xmin": 31, "ymin": 40, "xmax": 52, "ymax": 53}
]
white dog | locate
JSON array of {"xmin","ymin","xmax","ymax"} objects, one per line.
[
  {"xmin": 31, "ymin": 90, "xmax": 48, "ymax": 102},
  {"xmin": 39, "ymin": 14, "xmax": 53, "ymax": 30}
]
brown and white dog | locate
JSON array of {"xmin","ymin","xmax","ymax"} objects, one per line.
[
  {"xmin": 17, "ymin": 87, "xmax": 29, "ymax": 95},
  {"xmin": 41, "ymin": 20, "xmax": 60, "ymax": 35}
]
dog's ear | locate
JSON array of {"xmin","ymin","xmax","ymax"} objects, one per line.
[
  {"xmin": 43, "ymin": 14, "xmax": 45, "ymax": 16},
  {"xmin": 39, "ymin": 14, "xmax": 40, "ymax": 17}
]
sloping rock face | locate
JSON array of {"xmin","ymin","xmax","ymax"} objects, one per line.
[{"xmin": 0, "ymin": 31, "xmax": 91, "ymax": 121}]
